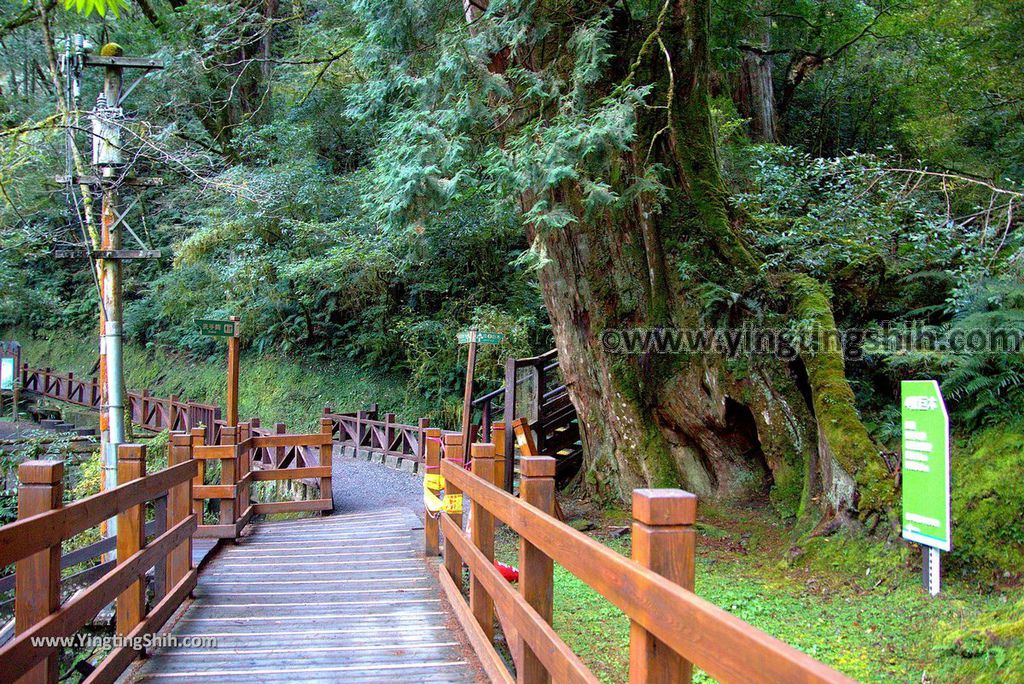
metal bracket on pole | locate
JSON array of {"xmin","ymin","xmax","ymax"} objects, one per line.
[{"xmin": 922, "ymin": 545, "xmax": 941, "ymax": 597}]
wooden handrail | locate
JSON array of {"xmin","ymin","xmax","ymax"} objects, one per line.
[
  {"xmin": 191, "ymin": 419, "xmax": 334, "ymax": 538},
  {"xmin": 1, "ymin": 517, "xmax": 196, "ymax": 678},
  {"xmin": 4, "ymin": 446, "xmax": 199, "ymax": 684},
  {"xmin": 0, "ymin": 460, "xmax": 195, "ymax": 568},
  {"xmin": 439, "ymin": 457, "xmax": 855, "ymax": 684}
]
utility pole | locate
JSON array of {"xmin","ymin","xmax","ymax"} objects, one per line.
[
  {"xmin": 95, "ymin": 51, "xmax": 125, "ymax": 515},
  {"xmin": 68, "ymin": 43, "xmax": 163, "ymax": 539}
]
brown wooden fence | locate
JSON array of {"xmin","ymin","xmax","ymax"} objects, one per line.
[
  {"xmin": 0, "ymin": 414, "xmax": 333, "ymax": 680},
  {"xmin": 325, "ymin": 405, "xmax": 436, "ymax": 463},
  {"xmin": 0, "ymin": 449, "xmax": 197, "ymax": 684},
  {"xmin": 190, "ymin": 418, "xmax": 334, "ymax": 538},
  {"xmin": 21, "ymin": 366, "xmax": 222, "ymax": 444},
  {"xmin": 425, "ymin": 440, "xmax": 856, "ymax": 684}
]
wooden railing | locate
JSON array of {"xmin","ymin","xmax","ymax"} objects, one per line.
[
  {"xmin": 20, "ymin": 365, "xmax": 222, "ymax": 445},
  {"xmin": 472, "ymin": 350, "xmax": 582, "ymax": 490},
  {"xmin": 426, "ymin": 441, "xmax": 855, "ymax": 684},
  {"xmin": 326, "ymin": 405, "xmax": 433, "ymax": 463},
  {"xmin": 0, "ymin": 446, "xmax": 197, "ymax": 684},
  {"xmin": 190, "ymin": 418, "xmax": 334, "ymax": 538}
]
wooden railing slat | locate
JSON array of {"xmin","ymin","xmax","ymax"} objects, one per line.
[
  {"xmin": 441, "ymin": 513, "xmax": 596, "ymax": 684},
  {"xmin": 441, "ymin": 460, "xmax": 854, "ymax": 684},
  {"xmin": 0, "ymin": 515, "xmax": 197, "ymax": 678},
  {"xmin": 0, "ymin": 461, "xmax": 196, "ymax": 568}
]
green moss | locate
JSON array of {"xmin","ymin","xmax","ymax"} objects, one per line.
[
  {"xmin": 769, "ymin": 460, "xmax": 804, "ymax": 520},
  {"xmin": 788, "ymin": 275, "xmax": 893, "ymax": 516},
  {"xmin": 940, "ymin": 598, "xmax": 1024, "ymax": 682},
  {"xmin": 948, "ymin": 419, "xmax": 1024, "ymax": 578},
  {"xmin": 791, "ymin": 532, "xmax": 910, "ymax": 586}
]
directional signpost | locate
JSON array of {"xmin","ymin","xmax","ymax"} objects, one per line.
[
  {"xmin": 901, "ymin": 380, "xmax": 951, "ymax": 596},
  {"xmin": 198, "ymin": 317, "xmax": 241, "ymax": 427},
  {"xmin": 457, "ymin": 330, "xmax": 505, "ymax": 463}
]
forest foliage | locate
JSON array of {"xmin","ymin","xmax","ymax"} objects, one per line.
[{"xmin": 0, "ymin": 1, "xmax": 1022, "ymax": 550}]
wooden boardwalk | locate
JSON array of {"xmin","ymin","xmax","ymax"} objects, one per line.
[{"xmin": 128, "ymin": 509, "xmax": 484, "ymax": 683}]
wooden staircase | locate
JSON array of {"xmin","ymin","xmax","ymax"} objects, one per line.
[{"xmin": 472, "ymin": 349, "xmax": 583, "ymax": 489}]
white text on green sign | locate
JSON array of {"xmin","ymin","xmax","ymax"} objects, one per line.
[
  {"xmin": 457, "ymin": 330, "xmax": 504, "ymax": 345},
  {"xmin": 197, "ymin": 319, "xmax": 239, "ymax": 338},
  {"xmin": 900, "ymin": 380, "xmax": 951, "ymax": 552}
]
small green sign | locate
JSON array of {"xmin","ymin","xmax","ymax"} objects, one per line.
[
  {"xmin": 197, "ymin": 319, "xmax": 239, "ymax": 338},
  {"xmin": 457, "ymin": 330, "xmax": 504, "ymax": 345},
  {"xmin": 0, "ymin": 358, "xmax": 13, "ymax": 391},
  {"xmin": 901, "ymin": 380, "xmax": 951, "ymax": 551}
]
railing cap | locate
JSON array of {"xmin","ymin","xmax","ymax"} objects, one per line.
[
  {"xmin": 118, "ymin": 444, "xmax": 146, "ymax": 460},
  {"xmin": 632, "ymin": 489, "xmax": 697, "ymax": 526},
  {"xmin": 520, "ymin": 456, "xmax": 556, "ymax": 478},
  {"xmin": 19, "ymin": 460, "xmax": 64, "ymax": 484},
  {"xmin": 470, "ymin": 442, "xmax": 495, "ymax": 459}
]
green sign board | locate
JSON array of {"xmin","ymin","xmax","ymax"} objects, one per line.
[
  {"xmin": 197, "ymin": 319, "xmax": 239, "ymax": 338},
  {"xmin": 0, "ymin": 358, "xmax": 13, "ymax": 391},
  {"xmin": 457, "ymin": 330, "xmax": 504, "ymax": 345},
  {"xmin": 901, "ymin": 380, "xmax": 951, "ymax": 552}
]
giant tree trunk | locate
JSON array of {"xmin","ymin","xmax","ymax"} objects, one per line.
[{"xmin": 470, "ymin": 0, "xmax": 895, "ymax": 524}]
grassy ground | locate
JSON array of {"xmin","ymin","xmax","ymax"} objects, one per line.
[
  {"xmin": 9, "ymin": 330, "xmax": 434, "ymax": 430},
  {"xmin": 495, "ymin": 499, "xmax": 1024, "ymax": 683}
]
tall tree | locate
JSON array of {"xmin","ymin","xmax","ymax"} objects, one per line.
[{"xmin": 353, "ymin": 0, "xmax": 895, "ymax": 528}]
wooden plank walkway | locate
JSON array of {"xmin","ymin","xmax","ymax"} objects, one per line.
[{"xmin": 127, "ymin": 509, "xmax": 485, "ymax": 683}]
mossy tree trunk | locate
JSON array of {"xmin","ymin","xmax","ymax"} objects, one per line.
[{"xmin": 482, "ymin": 0, "xmax": 896, "ymax": 524}]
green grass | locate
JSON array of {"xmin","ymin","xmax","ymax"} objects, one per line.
[
  {"xmin": 495, "ymin": 504, "xmax": 1024, "ymax": 683},
  {"xmin": 9, "ymin": 330, "xmax": 434, "ymax": 431}
]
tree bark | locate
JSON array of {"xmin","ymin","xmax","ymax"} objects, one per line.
[{"xmin": 468, "ymin": 0, "xmax": 895, "ymax": 523}]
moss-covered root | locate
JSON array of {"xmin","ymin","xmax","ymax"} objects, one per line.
[{"xmin": 788, "ymin": 274, "xmax": 895, "ymax": 520}]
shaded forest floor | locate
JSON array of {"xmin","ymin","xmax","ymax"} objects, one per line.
[{"xmin": 496, "ymin": 496, "xmax": 1024, "ymax": 683}]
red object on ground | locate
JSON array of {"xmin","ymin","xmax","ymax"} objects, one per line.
[{"xmin": 495, "ymin": 560, "xmax": 519, "ymax": 582}]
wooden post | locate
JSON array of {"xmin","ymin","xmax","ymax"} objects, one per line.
[
  {"xmin": 168, "ymin": 394, "xmax": 179, "ymax": 431},
  {"xmin": 628, "ymin": 489, "xmax": 697, "ymax": 683},
  {"xmin": 191, "ymin": 427, "xmax": 206, "ymax": 524},
  {"xmin": 219, "ymin": 425, "xmax": 238, "ymax": 527},
  {"xmin": 385, "ymin": 413, "xmax": 396, "ymax": 454},
  {"xmin": 226, "ymin": 315, "xmax": 240, "ymax": 427},
  {"xmin": 320, "ymin": 417, "xmax": 334, "ymax": 510},
  {"xmin": 470, "ymin": 443, "xmax": 495, "ymax": 641},
  {"xmin": 424, "ymin": 428, "xmax": 442, "ymax": 556},
  {"xmin": 442, "ymin": 433, "xmax": 464, "ymax": 591},
  {"xmin": 502, "ymin": 358, "xmax": 517, "ymax": 491},
  {"xmin": 140, "ymin": 389, "xmax": 150, "ymax": 428},
  {"xmin": 167, "ymin": 433, "xmax": 193, "ymax": 589},
  {"xmin": 417, "ymin": 417, "xmax": 430, "ymax": 462},
  {"xmin": 460, "ymin": 336, "xmax": 479, "ymax": 464},
  {"xmin": 356, "ymin": 411, "xmax": 368, "ymax": 454},
  {"xmin": 15, "ymin": 460, "xmax": 63, "ymax": 684},
  {"xmin": 116, "ymin": 444, "xmax": 146, "ymax": 637},
  {"xmin": 491, "ymin": 422, "xmax": 506, "ymax": 488},
  {"xmin": 237, "ymin": 421, "xmax": 251, "ymax": 516},
  {"xmin": 518, "ymin": 456, "xmax": 556, "ymax": 684}
]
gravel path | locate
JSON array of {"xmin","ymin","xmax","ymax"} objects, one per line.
[{"xmin": 331, "ymin": 451, "xmax": 424, "ymax": 520}]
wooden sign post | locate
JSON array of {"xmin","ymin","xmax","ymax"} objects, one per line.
[
  {"xmin": 456, "ymin": 330, "xmax": 503, "ymax": 464},
  {"xmin": 197, "ymin": 316, "xmax": 241, "ymax": 428}
]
